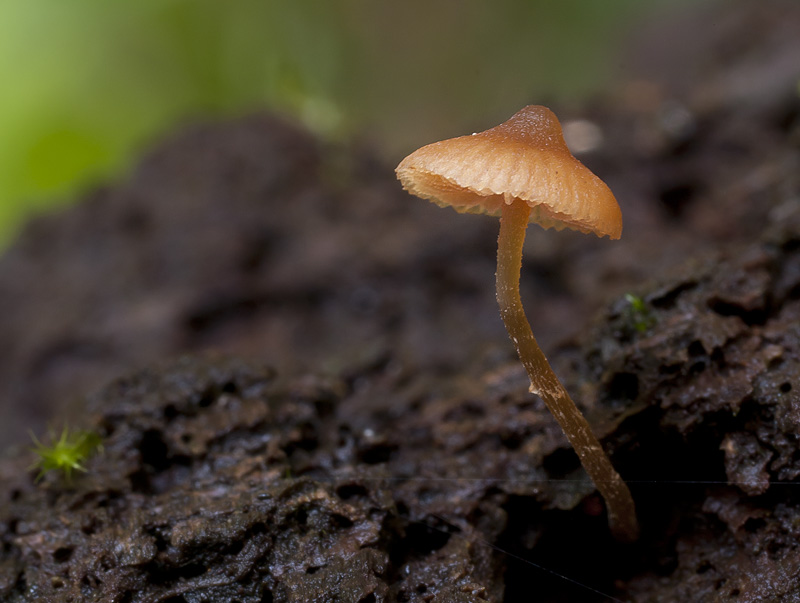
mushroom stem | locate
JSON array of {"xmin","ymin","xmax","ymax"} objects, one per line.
[{"xmin": 496, "ymin": 199, "xmax": 639, "ymax": 542}]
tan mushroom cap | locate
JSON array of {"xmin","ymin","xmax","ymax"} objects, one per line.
[{"xmin": 396, "ymin": 105, "xmax": 622, "ymax": 239}]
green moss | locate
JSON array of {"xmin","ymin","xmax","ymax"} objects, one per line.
[
  {"xmin": 29, "ymin": 426, "xmax": 102, "ymax": 483},
  {"xmin": 624, "ymin": 293, "xmax": 656, "ymax": 333}
]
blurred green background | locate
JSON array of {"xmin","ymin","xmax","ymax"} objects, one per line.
[{"xmin": 0, "ymin": 0, "xmax": 692, "ymax": 247}]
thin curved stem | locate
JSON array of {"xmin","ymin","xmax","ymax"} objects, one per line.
[{"xmin": 496, "ymin": 199, "xmax": 639, "ymax": 542}]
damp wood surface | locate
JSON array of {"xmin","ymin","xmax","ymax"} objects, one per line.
[{"xmin": 2, "ymin": 1, "xmax": 800, "ymax": 601}]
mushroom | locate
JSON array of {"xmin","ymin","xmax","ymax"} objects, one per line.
[{"xmin": 396, "ymin": 105, "xmax": 638, "ymax": 542}]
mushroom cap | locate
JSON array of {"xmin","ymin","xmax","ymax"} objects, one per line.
[{"xmin": 395, "ymin": 105, "xmax": 622, "ymax": 239}]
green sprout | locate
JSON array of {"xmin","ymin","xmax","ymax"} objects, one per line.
[
  {"xmin": 29, "ymin": 426, "xmax": 102, "ymax": 483},
  {"xmin": 624, "ymin": 293, "xmax": 656, "ymax": 333}
]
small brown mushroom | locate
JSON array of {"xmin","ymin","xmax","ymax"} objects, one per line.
[{"xmin": 396, "ymin": 105, "xmax": 638, "ymax": 542}]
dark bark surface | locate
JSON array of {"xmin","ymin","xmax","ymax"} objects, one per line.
[{"xmin": 2, "ymin": 1, "xmax": 800, "ymax": 601}]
